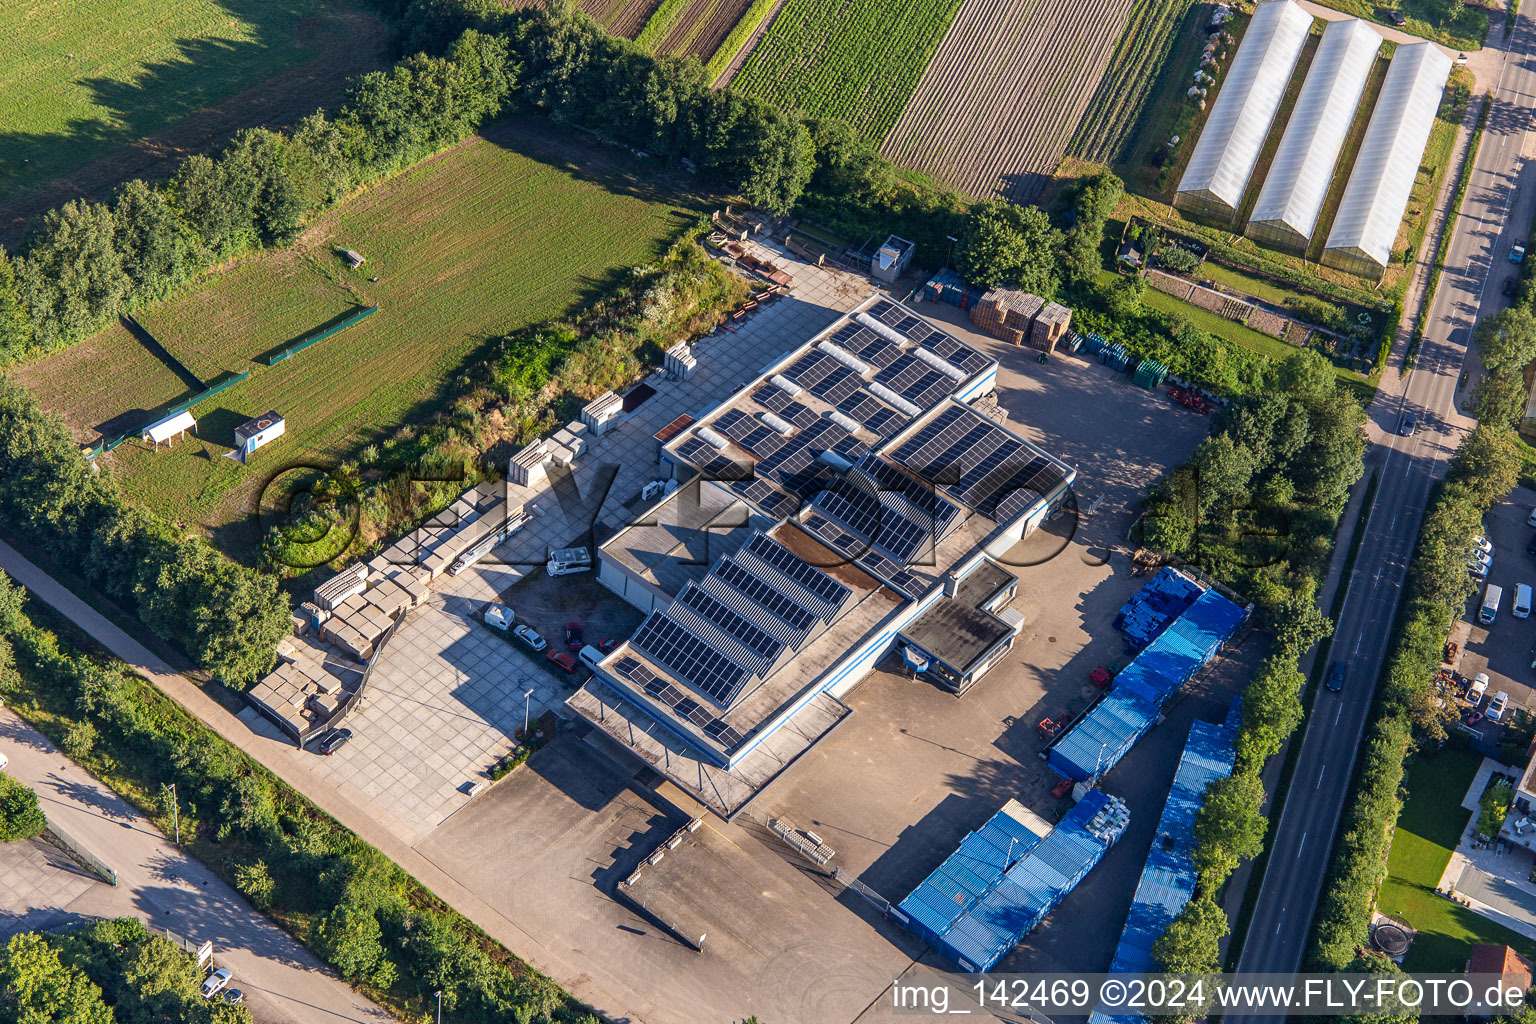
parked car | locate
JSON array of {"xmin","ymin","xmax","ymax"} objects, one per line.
[
  {"xmin": 1389, "ymin": 9, "xmax": 1406, "ymax": 24},
  {"xmin": 565, "ymin": 621, "xmax": 584, "ymax": 653},
  {"xmin": 513, "ymin": 625, "xmax": 547, "ymax": 652},
  {"xmin": 1468, "ymin": 553, "xmax": 1491, "ymax": 578},
  {"xmin": 546, "ymin": 650, "xmax": 577, "ymax": 673},
  {"xmin": 1528, "ymin": 507, "xmax": 1536, "ymax": 527},
  {"xmin": 598, "ymin": 637, "xmax": 619, "ymax": 653},
  {"xmin": 1489, "ymin": 690, "xmax": 1510, "ymax": 722},
  {"xmin": 222, "ymin": 990, "xmax": 244, "ymax": 1006},
  {"xmin": 315, "ymin": 728, "xmax": 352, "ymax": 755},
  {"xmin": 1399, "ymin": 411, "xmax": 1417, "ymax": 436},
  {"xmin": 1327, "ymin": 660, "xmax": 1347, "ymax": 692},
  {"xmin": 1526, "ymin": 535, "xmax": 1536, "ymax": 557},
  {"xmin": 1513, "ymin": 241, "xmax": 1528, "ymax": 264},
  {"xmin": 1470, "ymin": 672, "xmax": 1490, "ymax": 708},
  {"xmin": 1504, "ymin": 276, "xmax": 1518, "ymax": 297},
  {"xmin": 0, "ymin": 750, "xmax": 7, "ymax": 773},
  {"xmin": 200, "ymin": 969, "xmax": 233, "ymax": 1000}
]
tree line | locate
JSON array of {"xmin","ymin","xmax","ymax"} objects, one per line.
[
  {"xmin": 1, "ymin": 918, "xmax": 253, "ymax": 1024},
  {"xmin": 1135, "ymin": 350, "xmax": 1368, "ymax": 976},
  {"xmin": 0, "ymin": 380, "xmax": 290, "ymax": 686},
  {"xmin": 0, "ymin": 578, "xmax": 597, "ymax": 1024}
]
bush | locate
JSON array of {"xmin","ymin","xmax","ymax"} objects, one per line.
[{"xmin": 0, "ymin": 773, "xmax": 46, "ymax": 842}]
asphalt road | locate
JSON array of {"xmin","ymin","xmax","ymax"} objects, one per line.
[
  {"xmin": 0, "ymin": 707, "xmax": 393, "ymax": 1024},
  {"xmin": 1236, "ymin": 8, "xmax": 1536, "ymax": 982}
]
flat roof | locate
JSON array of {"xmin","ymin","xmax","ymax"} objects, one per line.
[{"xmin": 899, "ymin": 560, "xmax": 1016, "ymax": 673}]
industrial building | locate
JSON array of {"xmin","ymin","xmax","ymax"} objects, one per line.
[
  {"xmin": 1091, "ymin": 707, "xmax": 1239, "ymax": 1024},
  {"xmin": 1047, "ymin": 572, "xmax": 1247, "ymax": 783},
  {"xmin": 568, "ymin": 298, "xmax": 1078, "ymax": 817},
  {"xmin": 1322, "ymin": 41, "xmax": 1454, "ymax": 278},
  {"xmin": 1247, "ymin": 18, "xmax": 1383, "ymax": 251},
  {"xmin": 1174, "ymin": 0, "xmax": 1312, "ymax": 222},
  {"xmin": 897, "ymin": 790, "xmax": 1131, "ymax": 972}
]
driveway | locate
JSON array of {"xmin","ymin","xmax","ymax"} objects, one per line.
[{"xmin": 0, "ymin": 708, "xmax": 393, "ymax": 1024}]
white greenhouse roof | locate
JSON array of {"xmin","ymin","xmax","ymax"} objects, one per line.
[
  {"xmin": 1324, "ymin": 41, "xmax": 1454, "ymax": 269},
  {"xmin": 1176, "ymin": 0, "xmax": 1313, "ymax": 212},
  {"xmin": 142, "ymin": 409, "xmax": 196, "ymax": 444},
  {"xmin": 1249, "ymin": 18, "xmax": 1382, "ymax": 240}
]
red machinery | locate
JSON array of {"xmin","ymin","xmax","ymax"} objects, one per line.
[
  {"xmin": 1168, "ymin": 385, "xmax": 1214, "ymax": 414},
  {"xmin": 1051, "ymin": 778, "xmax": 1075, "ymax": 800},
  {"xmin": 1091, "ymin": 665, "xmax": 1112, "ymax": 689}
]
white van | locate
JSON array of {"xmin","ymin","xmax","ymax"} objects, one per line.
[
  {"xmin": 1517, "ymin": 584, "xmax": 1533, "ymax": 619},
  {"xmin": 546, "ymin": 546, "xmax": 592, "ymax": 577},
  {"xmin": 578, "ymin": 645, "xmax": 605, "ymax": 671},
  {"xmin": 1481, "ymin": 584, "xmax": 1504, "ymax": 625}
]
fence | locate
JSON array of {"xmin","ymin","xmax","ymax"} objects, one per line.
[
  {"xmin": 265, "ymin": 306, "xmax": 378, "ymax": 366},
  {"xmin": 167, "ymin": 370, "xmax": 250, "ymax": 416},
  {"xmin": 43, "ymin": 818, "xmax": 116, "ymax": 886}
]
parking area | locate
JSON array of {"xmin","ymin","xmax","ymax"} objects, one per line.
[{"xmin": 1452, "ymin": 487, "xmax": 1536, "ymax": 733}]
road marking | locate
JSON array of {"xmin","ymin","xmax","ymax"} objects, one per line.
[
  {"xmin": 1335, "ymin": 700, "xmax": 1344, "ymax": 726},
  {"xmin": 1316, "ymin": 765, "xmax": 1326, "ymax": 790},
  {"xmin": 1298, "ymin": 833, "xmax": 1307, "ymax": 857}
]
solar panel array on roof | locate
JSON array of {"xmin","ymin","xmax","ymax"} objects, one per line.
[
  {"xmin": 1175, "ymin": 0, "xmax": 1313, "ymax": 219},
  {"xmin": 729, "ymin": 478, "xmax": 800, "ymax": 519},
  {"xmin": 1049, "ymin": 589, "xmax": 1247, "ymax": 781},
  {"xmin": 827, "ymin": 321, "xmax": 904, "ymax": 369},
  {"xmin": 893, "ymin": 405, "xmax": 1070, "ymax": 517},
  {"xmin": 675, "ymin": 437, "xmax": 751, "ymax": 480},
  {"xmin": 900, "ymin": 790, "xmax": 1129, "ymax": 973},
  {"xmin": 1096, "ymin": 716, "xmax": 1237, "ymax": 1003},
  {"xmin": 742, "ymin": 533, "xmax": 850, "ymax": 619},
  {"xmin": 630, "ymin": 612, "xmax": 750, "ymax": 708},
  {"xmin": 806, "ymin": 455, "xmax": 961, "ymax": 566},
  {"xmin": 876, "ymin": 354, "xmax": 953, "ymax": 409},
  {"xmin": 753, "ymin": 384, "xmax": 792, "ymax": 413},
  {"xmin": 865, "ymin": 298, "xmax": 992, "ymax": 377},
  {"xmin": 711, "ymin": 559, "xmax": 818, "ymax": 633}
]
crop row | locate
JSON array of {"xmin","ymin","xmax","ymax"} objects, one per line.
[
  {"xmin": 882, "ymin": 0, "xmax": 1130, "ymax": 199},
  {"xmin": 1068, "ymin": 0, "xmax": 1198, "ymax": 164},
  {"xmin": 730, "ymin": 0, "xmax": 964, "ymax": 143},
  {"xmin": 704, "ymin": 0, "xmax": 779, "ymax": 83}
]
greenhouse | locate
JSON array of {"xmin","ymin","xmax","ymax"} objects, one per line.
[
  {"xmin": 1174, "ymin": 0, "xmax": 1312, "ymax": 223},
  {"xmin": 1247, "ymin": 18, "xmax": 1383, "ymax": 252},
  {"xmin": 1322, "ymin": 41, "xmax": 1454, "ymax": 278}
]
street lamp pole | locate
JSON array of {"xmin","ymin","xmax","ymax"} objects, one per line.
[
  {"xmin": 164, "ymin": 782, "xmax": 179, "ymax": 845},
  {"xmin": 524, "ymin": 688, "xmax": 535, "ymax": 743},
  {"xmin": 435, "ymin": 990, "xmax": 442, "ymax": 1024},
  {"xmin": 945, "ymin": 234, "xmax": 958, "ymax": 269}
]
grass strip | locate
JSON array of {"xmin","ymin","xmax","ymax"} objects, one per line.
[
  {"xmin": 634, "ymin": 0, "xmax": 693, "ymax": 52},
  {"xmin": 1407, "ymin": 92, "xmax": 1489, "ymax": 370},
  {"xmin": 704, "ymin": 0, "xmax": 778, "ymax": 82}
]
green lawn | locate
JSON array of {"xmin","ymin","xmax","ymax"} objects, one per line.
[
  {"xmin": 1311, "ymin": 0, "xmax": 1489, "ymax": 50},
  {"xmin": 1377, "ymin": 746, "xmax": 1536, "ymax": 971},
  {"xmin": 0, "ymin": 0, "xmax": 375, "ymax": 202},
  {"xmin": 16, "ymin": 117, "xmax": 701, "ymax": 550}
]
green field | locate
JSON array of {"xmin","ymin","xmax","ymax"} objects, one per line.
[
  {"xmin": 0, "ymin": 0, "xmax": 376, "ymax": 203},
  {"xmin": 15, "ymin": 117, "xmax": 701, "ymax": 540},
  {"xmin": 1314, "ymin": 0, "xmax": 1488, "ymax": 50},
  {"xmin": 1069, "ymin": 0, "xmax": 1202, "ymax": 166},
  {"xmin": 730, "ymin": 0, "xmax": 963, "ymax": 143},
  {"xmin": 1376, "ymin": 747, "xmax": 1536, "ymax": 970}
]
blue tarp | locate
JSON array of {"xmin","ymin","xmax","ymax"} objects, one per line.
[
  {"xmin": 1114, "ymin": 569, "xmax": 1204, "ymax": 648},
  {"xmin": 900, "ymin": 790, "xmax": 1125, "ymax": 973},
  {"xmin": 1090, "ymin": 707, "xmax": 1238, "ymax": 1024},
  {"xmin": 1049, "ymin": 588, "xmax": 1246, "ymax": 781}
]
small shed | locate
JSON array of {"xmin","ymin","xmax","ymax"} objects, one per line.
[
  {"xmin": 141, "ymin": 409, "xmax": 196, "ymax": 449},
  {"xmin": 871, "ymin": 235, "xmax": 915, "ymax": 284},
  {"xmin": 336, "ymin": 247, "xmax": 366, "ymax": 269},
  {"xmin": 227, "ymin": 410, "xmax": 286, "ymax": 465}
]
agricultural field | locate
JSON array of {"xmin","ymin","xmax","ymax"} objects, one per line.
[
  {"xmin": 730, "ymin": 0, "xmax": 964, "ymax": 143},
  {"xmin": 881, "ymin": 0, "xmax": 1133, "ymax": 201},
  {"xmin": 1069, "ymin": 0, "xmax": 1202, "ymax": 167},
  {"xmin": 15, "ymin": 117, "xmax": 702, "ymax": 540},
  {"xmin": 636, "ymin": 0, "xmax": 758, "ymax": 63},
  {"xmin": 569, "ymin": 0, "xmax": 663, "ymax": 38},
  {"xmin": 0, "ymin": 0, "xmax": 384, "ymax": 237}
]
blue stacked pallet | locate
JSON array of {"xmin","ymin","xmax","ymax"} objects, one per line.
[
  {"xmin": 900, "ymin": 790, "xmax": 1131, "ymax": 972},
  {"xmin": 1090, "ymin": 705, "xmax": 1239, "ymax": 1024},
  {"xmin": 1100, "ymin": 343, "xmax": 1130, "ymax": 371},
  {"xmin": 924, "ymin": 267, "xmax": 974, "ymax": 307},
  {"xmin": 1081, "ymin": 332, "xmax": 1108, "ymax": 356},
  {"xmin": 1113, "ymin": 568, "xmax": 1204, "ymax": 648},
  {"xmin": 1048, "ymin": 589, "xmax": 1247, "ymax": 782}
]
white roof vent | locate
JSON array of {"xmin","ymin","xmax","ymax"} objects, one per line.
[
  {"xmin": 828, "ymin": 410, "xmax": 861, "ymax": 434},
  {"xmin": 910, "ymin": 345, "xmax": 965, "ymax": 381},
  {"xmin": 856, "ymin": 311, "xmax": 911, "ymax": 348},
  {"xmin": 696, "ymin": 426, "xmax": 729, "ymax": 450},
  {"xmin": 760, "ymin": 412, "xmax": 794, "ymax": 435},
  {"xmin": 868, "ymin": 382, "xmax": 922, "ymax": 417},
  {"xmin": 817, "ymin": 340, "xmax": 870, "ymax": 375},
  {"xmin": 769, "ymin": 374, "xmax": 802, "ymax": 396}
]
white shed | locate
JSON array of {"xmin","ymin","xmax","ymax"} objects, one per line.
[{"xmin": 142, "ymin": 409, "xmax": 196, "ymax": 449}]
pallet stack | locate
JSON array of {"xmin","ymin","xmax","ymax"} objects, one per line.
[
  {"xmin": 1029, "ymin": 302, "xmax": 1072, "ymax": 353},
  {"xmin": 970, "ymin": 287, "xmax": 1044, "ymax": 345}
]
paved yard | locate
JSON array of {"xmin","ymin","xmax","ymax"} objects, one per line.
[
  {"xmin": 0, "ymin": 836, "xmax": 102, "ymax": 939},
  {"xmin": 1454, "ymin": 486, "xmax": 1536, "ymax": 725}
]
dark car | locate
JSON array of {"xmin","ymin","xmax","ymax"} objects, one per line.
[
  {"xmin": 546, "ymin": 650, "xmax": 577, "ymax": 673},
  {"xmin": 598, "ymin": 637, "xmax": 619, "ymax": 653},
  {"xmin": 1389, "ymin": 9, "xmax": 1406, "ymax": 25},
  {"xmin": 316, "ymin": 728, "xmax": 352, "ymax": 755},
  {"xmin": 564, "ymin": 621, "xmax": 584, "ymax": 653},
  {"xmin": 1505, "ymin": 276, "xmax": 1519, "ymax": 297},
  {"xmin": 1526, "ymin": 536, "xmax": 1536, "ymax": 556},
  {"xmin": 1326, "ymin": 660, "xmax": 1347, "ymax": 693},
  {"xmin": 222, "ymin": 990, "xmax": 245, "ymax": 1006},
  {"xmin": 1399, "ymin": 411, "xmax": 1417, "ymax": 437}
]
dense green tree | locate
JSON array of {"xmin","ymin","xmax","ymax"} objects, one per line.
[
  {"xmin": 1191, "ymin": 432, "xmax": 1255, "ymax": 513},
  {"xmin": 1271, "ymin": 589, "xmax": 1331, "ymax": 661},
  {"xmin": 1236, "ymin": 657, "xmax": 1305, "ymax": 768},
  {"xmin": 0, "ymin": 933, "xmax": 113, "ymax": 1024},
  {"xmin": 111, "ymin": 180, "xmax": 198, "ymax": 305},
  {"xmin": 0, "ymin": 774, "xmax": 45, "ymax": 842},
  {"xmin": 1472, "ymin": 370, "xmax": 1529, "ymax": 428},
  {"xmin": 1152, "ymin": 892, "xmax": 1227, "ymax": 974},
  {"xmin": 1447, "ymin": 422, "xmax": 1519, "ymax": 508},
  {"xmin": 0, "ymin": 247, "xmax": 33, "ymax": 364},
  {"xmin": 1193, "ymin": 770, "xmax": 1268, "ymax": 883},
  {"xmin": 1474, "ymin": 306, "xmax": 1536, "ymax": 374},
  {"xmin": 955, "ymin": 200, "xmax": 1062, "ymax": 294},
  {"xmin": 15, "ymin": 200, "xmax": 130, "ymax": 349}
]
